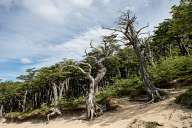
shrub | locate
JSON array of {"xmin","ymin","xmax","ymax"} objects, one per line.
[
  {"xmin": 96, "ymin": 76, "xmax": 144, "ymax": 103},
  {"xmin": 57, "ymin": 97, "xmax": 85, "ymax": 109},
  {"xmin": 150, "ymin": 56, "xmax": 192, "ymax": 84},
  {"xmin": 5, "ymin": 103, "xmax": 50, "ymax": 121},
  {"xmin": 175, "ymin": 89, "xmax": 192, "ymax": 107}
]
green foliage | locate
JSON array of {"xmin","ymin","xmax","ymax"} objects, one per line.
[
  {"xmin": 57, "ymin": 97, "xmax": 84, "ymax": 109},
  {"xmin": 152, "ymin": 1, "xmax": 192, "ymax": 57},
  {"xmin": 96, "ymin": 76, "xmax": 144, "ymax": 103},
  {"xmin": 5, "ymin": 103, "xmax": 50, "ymax": 121},
  {"xmin": 0, "ymin": 82, "xmax": 27, "ymax": 101},
  {"xmin": 176, "ymin": 89, "xmax": 192, "ymax": 107},
  {"xmin": 150, "ymin": 56, "xmax": 192, "ymax": 84},
  {"xmin": 117, "ymin": 48, "xmax": 139, "ymax": 73}
]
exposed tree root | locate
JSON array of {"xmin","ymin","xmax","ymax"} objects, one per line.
[{"xmin": 47, "ymin": 108, "xmax": 62, "ymax": 123}]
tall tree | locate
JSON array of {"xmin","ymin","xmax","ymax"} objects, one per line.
[{"xmin": 107, "ymin": 11, "xmax": 164, "ymax": 101}]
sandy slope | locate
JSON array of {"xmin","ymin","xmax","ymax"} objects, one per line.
[{"xmin": 1, "ymin": 90, "xmax": 192, "ymax": 128}]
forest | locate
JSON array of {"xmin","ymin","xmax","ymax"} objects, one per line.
[{"xmin": 0, "ymin": 0, "xmax": 192, "ymax": 125}]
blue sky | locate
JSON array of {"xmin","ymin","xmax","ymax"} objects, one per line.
[{"xmin": 0, "ymin": 0, "xmax": 179, "ymax": 81}]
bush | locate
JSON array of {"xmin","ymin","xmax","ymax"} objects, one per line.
[
  {"xmin": 57, "ymin": 97, "xmax": 85, "ymax": 109},
  {"xmin": 175, "ymin": 89, "xmax": 192, "ymax": 107},
  {"xmin": 150, "ymin": 56, "xmax": 192, "ymax": 84},
  {"xmin": 96, "ymin": 76, "xmax": 144, "ymax": 103},
  {"xmin": 5, "ymin": 103, "xmax": 50, "ymax": 121}
]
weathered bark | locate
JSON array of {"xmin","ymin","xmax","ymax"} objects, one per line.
[
  {"xmin": 86, "ymin": 75, "xmax": 95, "ymax": 120},
  {"xmin": 69, "ymin": 61, "xmax": 105, "ymax": 120},
  {"xmin": 47, "ymin": 107, "xmax": 62, "ymax": 122},
  {"xmin": 107, "ymin": 11, "xmax": 164, "ymax": 101},
  {"xmin": 58, "ymin": 81, "xmax": 65, "ymax": 99},
  {"xmin": 94, "ymin": 59, "xmax": 107, "ymax": 93},
  {"xmin": 52, "ymin": 83, "xmax": 58, "ymax": 106},
  {"xmin": 22, "ymin": 90, "xmax": 28, "ymax": 112},
  {"xmin": 0, "ymin": 105, "xmax": 3, "ymax": 118},
  {"xmin": 145, "ymin": 40, "xmax": 155, "ymax": 66},
  {"xmin": 34, "ymin": 93, "xmax": 37, "ymax": 107},
  {"xmin": 52, "ymin": 78, "xmax": 70, "ymax": 106},
  {"xmin": 64, "ymin": 78, "xmax": 70, "ymax": 96},
  {"xmin": 134, "ymin": 41, "xmax": 162, "ymax": 101}
]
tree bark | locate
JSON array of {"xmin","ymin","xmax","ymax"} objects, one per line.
[
  {"xmin": 133, "ymin": 40, "xmax": 162, "ymax": 101},
  {"xmin": 145, "ymin": 40, "xmax": 155, "ymax": 66},
  {"xmin": 59, "ymin": 81, "xmax": 65, "ymax": 99},
  {"xmin": 94, "ymin": 60, "xmax": 107, "ymax": 93},
  {"xmin": 0, "ymin": 105, "xmax": 3, "ymax": 118},
  {"xmin": 22, "ymin": 90, "xmax": 28, "ymax": 112},
  {"xmin": 52, "ymin": 83, "xmax": 58, "ymax": 106},
  {"xmin": 86, "ymin": 75, "xmax": 95, "ymax": 120}
]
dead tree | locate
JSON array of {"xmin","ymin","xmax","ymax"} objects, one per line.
[
  {"xmin": 68, "ymin": 62, "xmax": 98, "ymax": 120},
  {"xmin": 67, "ymin": 38, "xmax": 117, "ymax": 120},
  {"xmin": 87, "ymin": 36, "xmax": 119, "ymax": 93},
  {"xmin": 106, "ymin": 11, "xmax": 164, "ymax": 102}
]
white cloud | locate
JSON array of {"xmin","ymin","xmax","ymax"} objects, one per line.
[
  {"xmin": 0, "ymin": 0, "xmax": 94, "ymax": 24},
  {"xmin": 20, "ymin": 58, "xmax": 32, "ymax": 64},
  {"xmin": 0, "ymin": 76, "xmax": 5, "ymax": 81},
  {"xmin": 34, "ymin": 27, "xmax": 111, "ymax": 67},
  {"xmin": 21, "ymin": 0, "xmax": 94, "ymax": 24},
  {"xmin": 102, "ymin": 0, "xmax": 111, "ymax": 4},
  {"xmin": 22, "ymin": 0, "xmax": 65, "ymax": 23},
  {"xmin": 123, "ymin": 6, "xmax": 135, "ymax": 11},
  {"xmin": 70, "ymin": 0, "xmax": 93, "ymax": 7},
  {"xmin": 52, "ymin": 27, "xmax": 111, "ymax": 55}
]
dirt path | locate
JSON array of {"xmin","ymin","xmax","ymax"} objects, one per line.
[{"xmin": 1, "ymin": 90, "xmax": 192, "ymax": 128}]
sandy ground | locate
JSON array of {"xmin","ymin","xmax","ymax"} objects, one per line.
[{"xmin": 1, "ymin": 90, "xmax": 192, "ymax": 128}]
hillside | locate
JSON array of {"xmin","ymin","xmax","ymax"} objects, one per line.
[{"xmin": 1, "ymin": 89, "xmax": 192, "ymax": 128}]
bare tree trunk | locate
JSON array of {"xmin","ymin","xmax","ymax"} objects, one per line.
[
  {"xmin": 125, "ymin": 66, "xmax": 129, "ymax": 78},
  {"xmin": 59, "ymin": 82, "xmax": 65, "ymax": 99},
  {"xmin": 133, "ymin": 41, "xmax": 162, "ymax": 101},
  {"xmin": 34, "ymin": 93, "xmax": 37, "ymax": 107},
  {"xmin": 145, "ymin": 40, "xmax": 155, "ymax": 66},
  {"xmin": 52, "ymin": 83, "xmax": 58, "ymax": 106},
  {"xmin": 64, "ymin": 78, "xmax": 69, "ymax": 95},
  {"xmin": 86, "ymin": 76, "xmax": 95, "ymax": 120},
  {"xmin": 0, "ymin": 105, "xmax": 3, "ymax": 118},
  {"xmin": 22, "ymin": 90, "xmax": 28, "ymax": 112},
  {"xmin": 94, "ymin": 60, "xmax": 107, "ymax": 93}
]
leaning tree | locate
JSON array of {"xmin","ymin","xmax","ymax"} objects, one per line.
[{"xmin": 107, "ymin": 11, "xmax": 164, "ymax": 101}]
